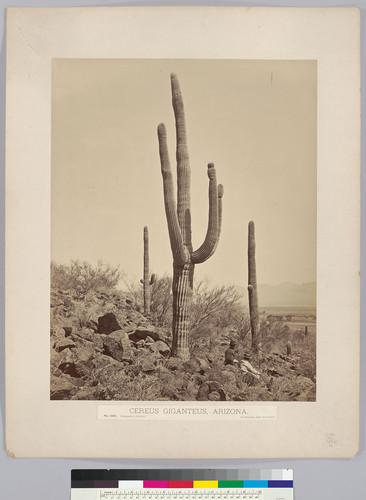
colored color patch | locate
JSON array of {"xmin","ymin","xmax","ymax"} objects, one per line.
[
  {"xmin": 169, "ymin": 481, "xmax": 193, "ymax": 488},
  {"xmin": 268, "ymin": 480, "xmax": 293, "ymax": 488},
  {"xmin": 93, "ymin": 480, "xmax": 119, "ymax": 488},
  {"xmin": 144, "ymin": 481, "xmax": 169, "ymax": 488},
  {"xmin": 194, "ymin": 481, "xmax": 218, "ymax": 488},
  {"xmin": 243, "ymin": 481, "xmax": 268, "ymax": 488},
  {"xmin": 218, "ymin": 481, "xmax": 244, "ymax": 488}
]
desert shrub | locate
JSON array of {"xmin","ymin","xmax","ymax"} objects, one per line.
[
  {"xmin": 260, "ymin": 316, "xmax": 290, "ymax": 354},
  {"xmin": 51, "ymin": 260, "xmax": 124, "ymax": 295},
  {"xmin": 190, "ymin": 280, "xmax": 243, "ymax": 331},
  {"xmin": 260, "ymin": 316, "xmax": 316, "ymax": 383},
  {"xmin": 150, "ymin": 275, "xmax": 173, "ymax": 327},
  {"xmin": 291, "ymin": 328, "xmax": 316, "ymax": 381},
  {"xmin": 122, "ymin": 273, "xmax": 173, "ymax": 327},
  {"xmin": 188, "ymin": 280, "xmax": 245, "ymax": 352},
  {"xmin": 72, "ymin": 299, "xmax": 101, "ymax": 329}
]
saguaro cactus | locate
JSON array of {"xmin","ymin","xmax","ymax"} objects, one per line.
[
  {"xmin": 140, "ymin": 226, "xmax": 155, "ymax": 316},
  {"xmin": 157, "ymin": 73, "xmax": 223, "ymax": 360},
  {"xmin": 248, "ymin": 220, "xmax": 262, "ymax": 358},
  {"xmin": 286, "ymin": 340, "xmax": 292, "ymax": 356}
]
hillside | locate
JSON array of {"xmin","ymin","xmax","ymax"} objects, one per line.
[{"xmin": 50, "ymin": 287, "xmax": 316, "ymax": 402}]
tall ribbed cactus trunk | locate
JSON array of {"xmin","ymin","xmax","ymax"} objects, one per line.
[
  {"xmin": 142, "ymin": 226, "xmax": 151, "ymax": 316},
  {"xmin": 171, "ymin": 262, "xmax": 194, "ymax": 360},
  {"xmin": 248, "ymin": 221, "xmax": 262, "ymax": 359},
  {"xmin": 158, "ymin": 73, "xmax": 223, "ymax": 360}
]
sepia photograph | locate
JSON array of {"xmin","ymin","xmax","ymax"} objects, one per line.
[{"xmin": 50, "ymin": 58, "xmax": 317, "ymax": 403}]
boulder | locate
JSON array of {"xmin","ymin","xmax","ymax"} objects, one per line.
[
  {"xmin": 90, "ymin": 354, "xmax": 121, "ymax": 377},
  {"xmin": 207, "ymin": 380, "xmax": 227, "ymax": 401},
  {"xmin": 208, "ymin": 391, "xmax": 221, "ymax": 401},
  {"xmin": 166, "ymin": 358, "xmax": 184, "ymax": 371},
  {"xmin": 51, "ymin": 326, "xmax": 66, "ymax": 340},
  {"xmin": 121, "ymin": 340, "xmax": 134, "ymax": 364},
  {"xmin": 51, "ymin": 292, "xmax": 64, "ymax": 308},
  {"xmin": 196, "ymin": 357, "xmax": 210, "ymax": 371},
  {"xmin": 129, "ymin": 327, "xmax": 160, "ymax": 343},
  {"xmin": 50, "ymin": 375, "xmax": 78, "ymax": 400},
  {"xmin": 139, "ymin": 358, "xmax": 156, "ymax": 374},
  {"xmin": 107, "ymin": 330, "xmax": 135, "ymax": 364},
  {"xmin": 102, "ymin": 336, "xmax": 124, "ymax": 362},
  {"xmin": 296, "ymin": 375, "xmax": 316, "ymax": 401},
  {"xmin": 73, "ymin": 328, "xmax": 95, "ymax": 342},
  {"xmin": 109, "ymin": 329, "xmax": 130, "ymax": 342},
  {"xmin": 73, "ymin": 387, "xmax": 99, "ymax": 400},
  {"xmin": 71, "ymin": 329, "xmax": 103, "ymax": 350},
  {"xmin": 149, "ymin": 340, "xmax": 171, "ymax": 358},
  {"xmin": 196, "ymin": 380, "xmax": 227, "ymax": 401},
  {"xmin": 63, "ymin": 326, "xmax": 73, "ymax": 337},
  {"xmin": 221, "ymin": 370, "xmax": 237, "ymax": 386},
  {"xmin": 51, "ymin": 346, "xmax": 74, "ymax": 373},
  {"xmin": 154, "ymin": 340, "xmax": 171, "ymax": 357},
  {"xmin": 135, "ymin": 339, "xmax": 146, "ymax": 348},
  {"xmin": 242, "ymin": 372, "xmax": 260, "ymax": 387},
  {"xmin": 72, "ymin": 338, "xmax": 98, "ymax": 362},
  {"xmin": 57, "ymin": 338, "xmax": 101, "ymax": 378},
  {"xmin": 54, "ymin": 338, "xmax": 76, "ymax": 352},
  {"xmin": 123, "ymin": 322, "xmax": 137, "ymax": 333},
  {"xmin": 97, "ymin": 312, "xmax": 121, "ymax": 335}
]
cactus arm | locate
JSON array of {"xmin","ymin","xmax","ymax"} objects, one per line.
[
  {"xmin": 157, "ymin": 123, "xmax": 186, "ymax": 266},
  {"xmin": 217, "ymin": 183, "xmax": 223, "ymax": 238},
  {"xmin": 192, "ymin": 164, "xmax": 223, "ymax": 264},
  {"xmin": 171, "ymin": 73, "xmax": 192, "ymax": 249}
]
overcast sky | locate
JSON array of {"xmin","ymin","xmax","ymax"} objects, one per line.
[{"xmin": 51, "ymin": 58, "xmax": 316, "ymax": 288}]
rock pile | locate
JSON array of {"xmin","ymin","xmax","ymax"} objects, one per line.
[{"xmin": 50, "ymin": 289, "xmax": 315, "ymax": 402}]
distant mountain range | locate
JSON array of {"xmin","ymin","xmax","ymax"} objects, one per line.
[{"xmin": 237, "ymin": 282, "xmax": 316, "ymax": 307}]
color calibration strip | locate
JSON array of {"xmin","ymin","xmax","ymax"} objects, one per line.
[{"xmin": 71, "ymin": 471, "xmax": 293, "ymax": 500}]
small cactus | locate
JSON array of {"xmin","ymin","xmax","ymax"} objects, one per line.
[
  {"xmin": 248, "ymin": 221, "xmax": 261, "ymax": 359},
  {"xmin": 140, "ymin": 226, "xmax": 154, "ymax": 316},
  {"xmin": 157, "ymin": 73, "xmax": 223, "ymax": 360},
  {"xmin": 286, "ymin": 340, "xmax": 292, "ymax": 356}
]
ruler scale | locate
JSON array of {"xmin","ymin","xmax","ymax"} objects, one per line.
[{"xmin": 96, "ymin": 490, "xmax": 266, "ymax": 499}]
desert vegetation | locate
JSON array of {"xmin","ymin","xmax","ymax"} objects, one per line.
[{"xmin": 50, "ymin": 261, "xmax": 316, "ymax": 402}]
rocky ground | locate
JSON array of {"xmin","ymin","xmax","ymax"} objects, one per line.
[{"xmin": 50, "ymin": 289, "xmax": 316, "ymax": 401}]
